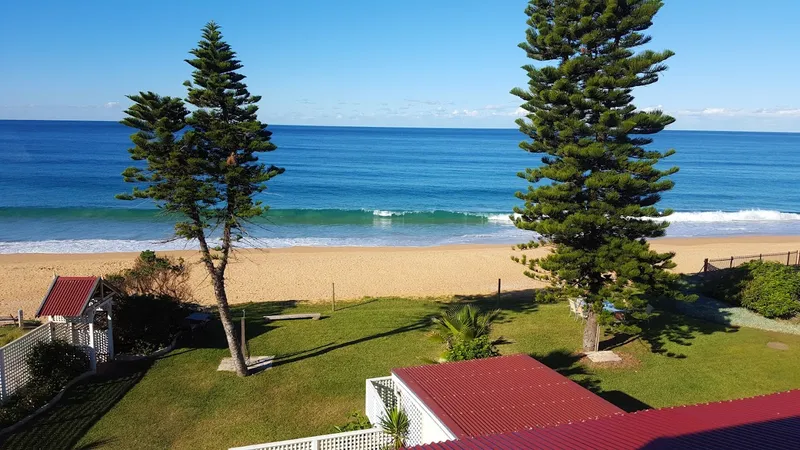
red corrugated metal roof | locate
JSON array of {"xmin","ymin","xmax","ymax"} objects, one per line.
[
  {"xmin": 392, "ymin": 354, "xmax": 624, "ymax": 439},
  {"xmin": 37, "ymin": 276, "xmax": 99, "ymax": 317},
  {"xmin": 408, "ymin": 390, "xmax": 800, "ymax": 449}
]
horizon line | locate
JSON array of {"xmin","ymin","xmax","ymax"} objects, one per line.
[{"xmin": 1, "ymin": 118, "xmax": 799, "ymax": 134}]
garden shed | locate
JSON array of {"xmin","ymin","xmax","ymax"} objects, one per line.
[{"xmin": 35, "ymin": 276, "xmax": 117, "ymax": 369}]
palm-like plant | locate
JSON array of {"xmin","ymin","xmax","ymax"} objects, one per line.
[
  {"xmin": 430, "ymin": 304, "xmax": 499, "ymax": 346},
  {"xmin": 379, "ymin": 406, "xmax": 409, "ymax": 450}
]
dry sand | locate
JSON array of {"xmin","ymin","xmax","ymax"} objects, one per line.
[{"xmin": 2, "ymin": 235, "xmax": 800, "ymax": 316}]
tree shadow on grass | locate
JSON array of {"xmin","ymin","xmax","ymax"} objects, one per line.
[
  {"xmin": 185, "ymin": 301, "xmax": 301, "ymax": 350},
  {"xmin": 271, "ymin": 312, "xmax": 440, "ymax": 368},
  {"xmin": 530, "ymin": 349, "xmax": 651, "ymax": 413},
  {"xmin": 0, "ymin": 359, "xmax": 153, "ymax": 450},
  {"xmin": 633, "ymin": 311, "xmax": 739, "ymax": 359},
  {"xmin": 452, "ymin": 289, "xmax": 541, "ymax": 324}
]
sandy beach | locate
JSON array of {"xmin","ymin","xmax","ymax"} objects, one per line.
[{"xmin": 2, "ymin": 235, "xmax": 800, "ymax": 316}]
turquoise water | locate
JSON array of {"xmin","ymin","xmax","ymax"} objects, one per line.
[{"xmin": 1, "ymin": 120, "xmax": 799, "ymax": 253}]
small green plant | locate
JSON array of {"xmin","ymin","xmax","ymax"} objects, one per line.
[
  {"xmin": 333, "ymin": 411, "xmax": 372, "ymax": 432},
  {"xmin": 379, "ymin": 406, "xmax": 409, "ymax": 450},
  {"xmin": 444, "ymin": 335, "xmax": 499, "ymax": 361},
  {"xmin": 430, "ymin": 305, "xmax": 501, "ymax": 361}
]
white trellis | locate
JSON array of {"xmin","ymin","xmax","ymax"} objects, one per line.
[
  {"xmin": 0, "ymin": 276, "xmax": 117, "ymax": 403},
  {"xmin": 228, "ymin": 428, "xmax": 393, "ymax": 450},
  {"xmin": 35, "ymin": 276, "xmax": 117, "ymax": 371}
]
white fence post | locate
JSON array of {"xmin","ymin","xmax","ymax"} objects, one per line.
[
  {"xmin": 106, "ymin": 308, "xmax": 114, "ymax": 360},
  {"xmin": 88, "ymin": 321, "xmax": 96, "ymax": 372},
  {"xmin": 0, "ymin": 348, "xmax": 6, "ymax": 401}
]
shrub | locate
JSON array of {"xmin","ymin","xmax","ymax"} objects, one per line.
[
  {"xmin": 1, "ymin": 341, "xmax": 90, "ymax": 428},
  {"xmin": 444, "ymin": 335, "xmax": 499, "ymax": 362},
  {"xmin": 333, "ymin": 411, "xmax": 372, "ymax": 432},
  {"xmin": 739, "ymin": 262, "xmax": 800, "ymax": 318},
  {"xmin": 27, "ymin": 340, "xmax": 90, "ymax": 391},
  {"xmin": 114, "ymin": 294, "xmax": 191, "ymax": 355},
  {"xmin": 108, "ymin": 250, "xmax": 191, "ymax": 301},
  {"xmin": 704, "ymin": 261, "xmax": 800, "ymax": 319}
]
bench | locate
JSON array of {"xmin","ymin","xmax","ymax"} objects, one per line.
[{"xmin": 264, "ymin": 313, "xmax": 321, "ymax": 322}]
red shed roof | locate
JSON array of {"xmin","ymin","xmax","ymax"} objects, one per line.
[
  {"xmin": 36, "ymin": 276, "xmax": 100, "ymax": 317},
  {"xmin": 409, "ymin": 390, "xmax": 800, "ymax": 449},
  {"xmin": 392, "ymin": 354, "xmax": 624, "ymax": 439}
]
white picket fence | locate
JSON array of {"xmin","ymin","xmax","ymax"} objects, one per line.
[
  {"xmin": 0, "ymin": 321, "xmax": 111, "ymax": 402},
  {"xmin": 229, "ymin": 428, "xmax": 393, "ymax": 450}
]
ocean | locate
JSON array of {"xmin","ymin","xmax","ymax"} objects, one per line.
[{"xmin": 1, "ymin": 120, "xmax": 799, "ymax": 253}]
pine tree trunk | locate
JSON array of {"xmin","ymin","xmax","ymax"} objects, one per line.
[
  {"xmin": 582, "ymin": 309, "xmax": 599, "ymax": 353},
  {"xmin": 212, "ymin": 274, "xmax": 248, "ymax": 377}
]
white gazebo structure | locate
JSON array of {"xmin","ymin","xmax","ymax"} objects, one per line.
[{"xmin": 34, "ymin": 276, "xmax": 117, "ymax": 369}]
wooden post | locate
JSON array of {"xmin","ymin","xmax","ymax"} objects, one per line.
[
  {"xmin": 703, "ymin": 258, "xmax": 708, "ymax": 274},
  {"xmin": 788, "ymin": 251, "xmax": 792, "ymax": 266},
  {"xmin": 729, "ymin": 256, "xmax": 734, "ymax": 268},
  {"xmin": 497, "ymin": 279, "xmax": 501, "ymax": 297},
  {"xmin": 240, "ymin": 311, "xmax": 249, "ymax": 361},
  {"xmin": 17, "ymin": 309, "xmax": 23, "ymax": 328},
  {"xmin": 595, "ymin": 322, "xmax": 600, "ymax": 352},
  {"xmin": 332, "ymin": 283, "xmax": 336, "ymax": 312},
  {"xmin": 759, "ymin": 254, "xmax": 762, "ymax": 261}
]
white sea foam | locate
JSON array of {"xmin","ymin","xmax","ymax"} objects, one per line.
[
  {"xmin": 663, "ymin": 210, "xmax": 800, "ymax": 223},
  {"xmin": 486, "ymin": 213, "xmax": 517, "ymax": 224}
]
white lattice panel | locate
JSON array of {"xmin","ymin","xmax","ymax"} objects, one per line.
[
  {"xmin": 399, "ymin": 394, "xmax": 424, "ymax": 446},
  {"xmin": 0, "ymin": 322, "xmax": 53, "ymax": 401},
  {"xmin": 319, "ymin": 429, "xmax": 392, "ymax": 450},
  {"xmin": 365, "ymin": 376, "xmax": 396, "ymax": 425},
  {"xmin": 229, "ymin": 428, "xmax": 391, "ymax": 450},
  {"xmin": 93, "ymin": 329, "xmax": 110, "ymax": 363}
]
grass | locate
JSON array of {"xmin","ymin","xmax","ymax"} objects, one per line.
[
  {"xmin": 0, "ymin": 324, "xmax": 34, "ymax": 347},
  {"xmin": 4, "ymin": 295, "xmax": 800, "ymax": 449}
]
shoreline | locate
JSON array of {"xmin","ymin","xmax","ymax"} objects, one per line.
[{"xmin": 3, "ymin": 235, "xmax": 800, "ymax": 316}]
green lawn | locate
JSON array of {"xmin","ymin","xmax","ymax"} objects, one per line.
[
  {"xmin": 4, "ymin": 296, "xmax": 800, "ymax": 450},
  {"xmin": 0, "ymin": 325, "xmax": 33, "ymax": 346}
]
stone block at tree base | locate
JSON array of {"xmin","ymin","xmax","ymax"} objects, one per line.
[
  {"xmin": 217, "ymin": 356, "xmax": 274, "ymax": 373},
  {"xmin": 585, "ymin": 351, "xmax": 622, "ymax": 363}
]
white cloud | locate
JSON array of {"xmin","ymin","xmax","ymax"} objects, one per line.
[
  {"xmin": 450, "ymin": 109, "xmax": 479, "ymax": 117},
  {"xmin": 104, "ymin": 102, "xmax": 120, "ymax": 109},
  {"xmin": 674, "ymin": 107, "xmax": 800, "ymax": 118},
  {"xmin": 640, "ymin": 105, "xmax": 663, "ymax": 113}
]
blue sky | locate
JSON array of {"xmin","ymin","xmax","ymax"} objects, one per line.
[{"xmin": 2, "ymin": 0, "xmax": 800, "ymax": 131}]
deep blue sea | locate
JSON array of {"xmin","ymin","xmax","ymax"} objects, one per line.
[{"xmin": 1, "ymin": 120, "xmax": 799, "ymax": 253}]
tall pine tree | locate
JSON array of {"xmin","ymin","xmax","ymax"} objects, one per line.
[
  {"xmin": 511, "ymin": 0, "xmax": 683, "ymax": 352},
  {"xmin": 119, "ymin": 22, "xmax": 283, "ymax": 376}
]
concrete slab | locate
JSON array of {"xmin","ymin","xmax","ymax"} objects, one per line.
[
  {"xmin": 767, "ymin": 342, "xmax": 789, "ymax": 351},
  {"xmin": 585, "ymin": 350, "xmax": 622, "ymax": 363},
  {"xmin": 217, "ymin": 355, "xmax": 274, "ymax": 373}
]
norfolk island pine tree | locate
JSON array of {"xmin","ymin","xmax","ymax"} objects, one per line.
[
  {"xmin": 511, "ymin": 0, "xmax": 689, "ymax": 352},
  {"xmin": 118, "ymin": 22, "xmax": 283, "ymax": 376}
]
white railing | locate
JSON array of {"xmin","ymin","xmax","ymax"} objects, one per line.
[
  {"xmin": 365, "ymin": 376, "xmax": 395, "ymax": 425},
  {"xmin": 0, "ymin": 322, "xmax": 55, "ymax": 402},
  {"xmin": 0, "ymin": 321, "xmax": 112, "ymax": 402},
  {"xmin": 229, "ymin": 428, "xmax": 393, "ymax": 450}
]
